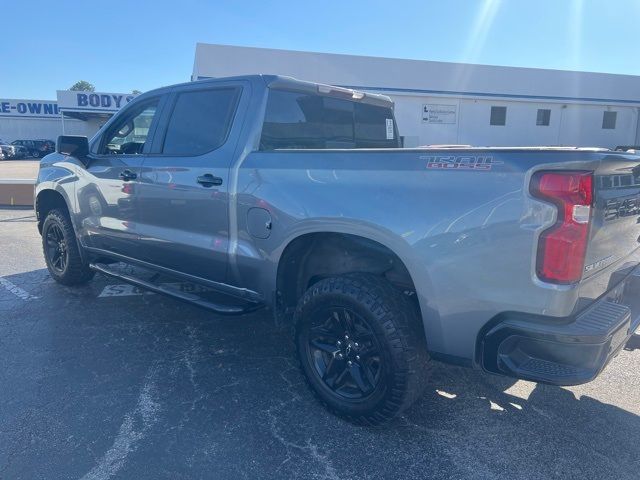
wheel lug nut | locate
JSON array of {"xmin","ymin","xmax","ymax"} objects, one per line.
[
  {"xmin": 355, "ymin": 355, "xmax": 360, "ymax": 361},
  {"xmin": 337, "ymin": 353, "xmax": 343, "ymax": 359},
  {"xmin": 347, "ymin": 360, "xmax": 352, "ymax": 366},
  {"xmin": 344, "ymin": 335, "xmax": 349, "ymax": 340},
  {"xmin": 354, "ymin": 342, "xmax": 359, "ymax": 348},
  {"xmin": 336, "ymin": 340, "xmax": 342, "ymax": 347}
]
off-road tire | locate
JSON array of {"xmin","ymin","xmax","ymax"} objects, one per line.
[
  {"xmin": 294, "ymin": 273, "xmax": 429, "ymax": 426},
  {"xmin": 42, "ymin": 209, "xmax": 94, "ymax": 286}
]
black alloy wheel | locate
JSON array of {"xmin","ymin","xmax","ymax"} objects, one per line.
[
  {"xmin": 306, "ymin": 306, "xmax": 383, "ymax": 400},
  {"xmin": 295, "ymin": 274, "xmax": 430, "ymax": 425},
  {"xmin": 41, "ymin": 209, "xmax": 94, "ymax": 285},
  {"xmin": 45, "ymin": 223, "xmax": 68, "ymax": 273}
]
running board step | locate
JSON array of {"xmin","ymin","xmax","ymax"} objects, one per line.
[{"xmin": 89, "ymin": 263, "xmax": 263, "ymax": 316}]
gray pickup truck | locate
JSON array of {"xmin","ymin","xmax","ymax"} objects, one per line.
[{"xmin": 35, "ymin": 75, "xmax": 640, "ymax": 425}]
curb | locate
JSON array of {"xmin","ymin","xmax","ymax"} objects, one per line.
[{"xmin": 0, "ymin": 179, "xmax": 35, "ymax": 207}]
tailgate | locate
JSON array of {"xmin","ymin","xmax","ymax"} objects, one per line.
[{"xmin": 582, "ymin": 153, "xmax": 640, "ymax": 291}]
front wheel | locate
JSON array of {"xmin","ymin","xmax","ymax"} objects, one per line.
[
  {"xmin": 42, "ymin": 209, "xmax": 94, "ymax": 285},
  {"xmin": 295, "ymin": 274, "xmax": 429, "ymax": 426}
]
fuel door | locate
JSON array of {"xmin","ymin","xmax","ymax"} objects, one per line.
[{"xmin": 247, "ymin": 207, "xmax": 272, "ymax": 239}]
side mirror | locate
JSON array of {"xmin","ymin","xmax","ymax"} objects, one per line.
[{"xmin": 57, "ymin": 135, "xmax": 89, "ymax": 159}]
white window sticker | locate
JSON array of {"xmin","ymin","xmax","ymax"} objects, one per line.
[{"xmin": 386, "ymin": 118, "xmax": 394, "ymax": 140}]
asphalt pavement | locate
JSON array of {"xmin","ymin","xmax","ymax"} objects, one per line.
[{"xmin": 1, "ymin": 207, "xmax": 639, "ymax": 480}]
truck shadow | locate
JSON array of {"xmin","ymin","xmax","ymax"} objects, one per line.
[
  {"xmin": 398, "ymin": 358, "xmax": 640, "ymax": 477},
  {"xmin": 624, "ymin": 333, "xmax": 640, "ymax": 350}
]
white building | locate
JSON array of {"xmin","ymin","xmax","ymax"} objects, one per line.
[{"xmin": 193, "ymin": 43, "xmax": 640, "ymax": 148}]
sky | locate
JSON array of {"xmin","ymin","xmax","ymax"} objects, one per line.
[{"xmin": 2, "ymin": 0, "xmax": 640, "ymax": 99}]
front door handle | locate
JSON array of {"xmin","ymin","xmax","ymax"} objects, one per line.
[
  {"xmin": 197, "ymin": 174, "xmax": 223, "ymax": 187},
  {"xmin": 119, "ymin": 169, "xmax": 137, "ymax": 181}
]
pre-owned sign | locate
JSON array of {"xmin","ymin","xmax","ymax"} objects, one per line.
[
  {"xmin": 422, "ymin": 104, "xmax": 457, "ymax": 124},
  {"xmin": 0, "ymin": 99, "xmax": 60, "ymax": 118}
]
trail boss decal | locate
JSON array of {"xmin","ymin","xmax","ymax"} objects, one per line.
[
  {"xmin": 604, "ymin": 195, "xmax": 640, "ymax": 221},
  {"xmin": 420, "ymin": 155, "xmax": 503, "ymax": 171}
]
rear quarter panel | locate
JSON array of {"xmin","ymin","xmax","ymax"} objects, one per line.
[{"xmin": 232, "ymin": 149, "xmax": 624, "ymax": 360}]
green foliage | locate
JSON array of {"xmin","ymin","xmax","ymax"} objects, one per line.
[{"xmin": 69, "ymin": 81, "xmax": 95, "ymax": 92}]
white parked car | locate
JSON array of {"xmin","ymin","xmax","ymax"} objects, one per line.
[{"xmin": 0, "ymin": 139, "xmax": 16, "ymax": 159}]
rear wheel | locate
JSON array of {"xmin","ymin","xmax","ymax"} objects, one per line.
[
  {"xmin": 42, "ymin": 209, "xmax": 94, "ymax": 285},
  {"xmin": 295, "ymin": 274, "xmax": 429, "ymax": 425}
]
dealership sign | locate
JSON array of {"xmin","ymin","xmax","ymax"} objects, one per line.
[
  {"xmin": 0, "ymin": 91, "xmax": 138, "ymax": 119},
  {"xmin": 56, "ymin": 90, "xmax": 139, "ymax": 113},
  {"xmin": 422, "ymin": 104, "xmax": 457, "ymax": 124},
  {"xmin": 0, "ymin": 99, "xmax": 60, "ymax": 118}
]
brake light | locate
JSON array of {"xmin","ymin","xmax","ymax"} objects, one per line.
[
  {"xmin": 317, "ymin": 84, "xmax": 365, "ymax": 99},
  {"xmin": 530, "ymin": 171, "xmax": 593, "ymax": 284}
]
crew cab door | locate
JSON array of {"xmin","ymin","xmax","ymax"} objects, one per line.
[
  {"xmin": 135, "ymin": 81, "xmax": 247, "ymax": 282},
  {"xmin": 76, "ymin": 95, "xmax": 165, "ymax": 258}
]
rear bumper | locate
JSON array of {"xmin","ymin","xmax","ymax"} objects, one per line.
[{"xmin": 480, "ymin": 265, "xmax": 640, "ymax": 385}]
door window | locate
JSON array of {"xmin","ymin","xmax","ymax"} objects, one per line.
[
  {"xmin": 98, "ymin": 100, "xmax": 159, "ymax": 155},
  {"xmin": 161, "ymin": 88, "xmax": 240, "ymax": 156}
]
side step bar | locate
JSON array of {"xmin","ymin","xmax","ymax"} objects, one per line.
[{"xmin": 89, "ymin": 263, "xmax": 263, "ymax": 316}]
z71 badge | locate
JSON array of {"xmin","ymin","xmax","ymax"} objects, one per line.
[{"xmin": 420, "ymin": 155, "xmax": 503, "ymax": 171}]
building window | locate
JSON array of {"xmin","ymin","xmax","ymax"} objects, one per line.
[
  {"xmin": 490, "ymin": 106, "xmax": 507, "ymax": 126},
  {"xmin": 602, "ymin": 111, "xmax": 617, "ymax": 129},
  {"xmin": 536, "ymin": 109, "xmax": 551, "ymax": 126}
]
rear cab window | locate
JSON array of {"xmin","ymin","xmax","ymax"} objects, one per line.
[
  {"xmin": 260, "ymin": 89, "xmax": 399, "ymax": 150},
  {"xmin": 161, "ymin": 87, "xmax": 241, "ymax": 155}
]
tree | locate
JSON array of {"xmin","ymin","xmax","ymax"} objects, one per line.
[
  {"xmin": 132, "ymin": 89, "xmax": 142, "ymax": 95},
  {"xmin": 69, "ymin": 80, "xmax": 95, "ymax": 92}
]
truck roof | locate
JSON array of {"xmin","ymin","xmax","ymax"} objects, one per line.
[{"xmin": 139, "ymin": 74, "xmax": 395, "ymax": 108}]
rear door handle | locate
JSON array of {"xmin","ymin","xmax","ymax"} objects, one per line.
[
  {"xmin": 197, "ymin": 174, "xmax": 223, "ymax": 187},
  {"xmin": 119, "ymin": 169, "xmax": 137, "ymax": 181}
]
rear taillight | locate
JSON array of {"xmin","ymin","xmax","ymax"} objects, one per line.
[{"xmin": 530, "ymin": 171, "xmax": 593, "ymax": 284}]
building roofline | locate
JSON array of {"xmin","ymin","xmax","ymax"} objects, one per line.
[
  {"xmin": 194, "ymin": 42, "xmax": 640, "ymax": 82},
  {"xmin": 193, "ymin": 43, "xmax": 640, "ymax": 105}
]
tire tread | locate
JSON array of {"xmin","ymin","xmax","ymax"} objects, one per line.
[
  {"xmin": 294, "ymin": 273, "xmax": 429, "ymax": 426},
  {"xmin": 42, "ymin": 209, "xmax": 94, "ymax": 286}
]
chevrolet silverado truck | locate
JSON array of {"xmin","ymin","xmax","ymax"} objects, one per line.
[{"xmin": 35, "ymin": 75, "xmax": 640, "ymax": 425}]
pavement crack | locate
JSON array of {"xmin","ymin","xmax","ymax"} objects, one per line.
[
  {"xmin": 182, "ymin": 325, "xmax": 201, "ymax": 391},
  {"xmin": 264, "ymin": 359, "xmax": 339, "ymax": 480}
]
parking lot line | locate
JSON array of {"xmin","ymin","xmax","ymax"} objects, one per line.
[{"xmin": 0, "ymin": 276, "xmax": 38, "ymax": 300}]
